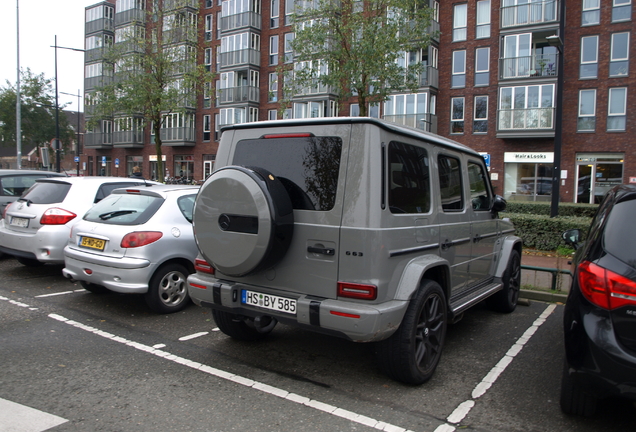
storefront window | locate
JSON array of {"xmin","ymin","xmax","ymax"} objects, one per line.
[
  {"xmin": 174, "ymin": 155, "xmax": 194, "ymax": 181},
  {"xmin": 126, "ymin": 156, "xmax": 143, "ymax": 177},
  {"xmin": 576, "ymin": 153, "xmax": 624, "ymax": 204},
  {"xmin": 504, "ymin": 152, "xmax": 554, "ymax": 202}
]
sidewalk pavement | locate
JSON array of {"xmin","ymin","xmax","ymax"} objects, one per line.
[{"xmin": 519, "ymin": 252, "xmax": 572, "ymax": 303}]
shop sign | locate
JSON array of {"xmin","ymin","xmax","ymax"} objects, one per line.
[{"xmin": 504, "ymin": 152, "xmax": 554, "ymax": 163}]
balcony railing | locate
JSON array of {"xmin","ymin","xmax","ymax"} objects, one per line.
[
  {"xmin": 85, "ymin": 75, "xmax": 112, "ymax": 91},
  {"xmin": 500, "ymin": 53, "xmax": 559, "ymax": 79},
  {"xmin": 84, "ymin": 132, "xmax": 113, "ymax": 148},
  {"xmin": 85, "ymin": 47, "xmax": 107, "ymax": 63},
  {"xmin": 418, "ymin": 66, "xmax": 439, "ymax": 88},
  {"xmin": 498, "ymin": 107, "xmax": 554, "ymax": 131},
  {"xmin": 383, "ymin": 113, "xmax": 438, "ymax": 134},
  {"xmin": 163, "ymin": 27, "xmax": 197, "ymax": 44},
  {"xmin": 114, "ymin": 8, "xmax": 145, "ymax": 26},
  {"xmin": 86, "ymin": 18, "xmax": 113, "ymax": 35},
  {"xmin": 501, "ymin": 0, "xmax": 558, "ymax": 28},
  {"xmin": 163, "ymin": 0, "xmax": 198, "ymax": 11},
  {"xmin": 217, "ymin": 86, "xmax": 260, "ymax": 104},
  {"xmin": 156, "ymin": 127, "xmax": 196, "ymax": 145},
  {"xmin": 113, "ymin": 130, "xmax": 144, "ymax": 147},
  {"xmin": 220, "ymin": 12, "xmax": 262, "ymax": 32},
  {"xmin": 219, "ymin": 49, "xmax": 261, "ymax": 68}
]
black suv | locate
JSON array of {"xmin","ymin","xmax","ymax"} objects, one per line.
[{"xmin": 561, "ymin": 184, "xmax": 636, "ymax": 416}]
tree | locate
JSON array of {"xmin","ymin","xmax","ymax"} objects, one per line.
[
  {"xmin": 90, "ymin": 0, "xmax": 214, "ymax": 182},
  {"xmin": 283, "ymin": 0, "xmax": 436, "ymax": 116},
  {"xmin": 0, "ymin": 68, "xmax": 74, "ymax": 152}
]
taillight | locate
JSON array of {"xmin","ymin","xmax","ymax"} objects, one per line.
[
  {"xmin": 120, "ymin": 231, "xmax": 162, "ymax": 248},
  {"xmin": 578, "ymin": 261, "xmax": 636, "ymax": 310},
  {"xmin": 40, "ymin": 208, "xmax": 77, "ymax": 225},
  {"xmin": 194, "ymin": 258, "xmax": 215, "ymax": 274},
  {"xmin": 2, "ymin": 202, "xmax": 12, "ymax": 219},
  {"xmin": 337, "ymin": 281, "xmax": 377, "ymax": 300}
]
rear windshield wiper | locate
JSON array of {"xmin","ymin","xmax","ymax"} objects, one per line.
[
  {"xmin": 17, "ymin": 198, "xmax": 33, "ymax": 206},
  {"xmin": 99, "ymin": 210, "xmax": 137, "ymax": 220}
]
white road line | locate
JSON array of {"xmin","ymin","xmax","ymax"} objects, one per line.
[
  {"xmin": 178, "ymin": 331, "xmax": 209, "ymax": 341},
  {"xmin": 436, "ymin": 303, "xmax": 558, "ymax": 431},
  {"xmin": 153, "ymin": 343, "xmax": 166, "ymax": 349},
  {"xmin": 47, "ymin": 313, "xmax": 416, "ymax": 432},
  {"xmin": 35, "ymin": 290, "xmax": 81, "ymax": 298},
  {"xmin": 0, "ymin": 397, "xmax": 68, "ymax": 432}
]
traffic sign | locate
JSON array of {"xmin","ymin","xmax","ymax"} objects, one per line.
[{"xmin": 115, "ymin": 158, "xmax": 120, "ymax": 168}]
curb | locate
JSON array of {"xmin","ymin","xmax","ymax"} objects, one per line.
[{"xmin": 520, "ymin": 289, "xmax": 568, "ymax": 304}]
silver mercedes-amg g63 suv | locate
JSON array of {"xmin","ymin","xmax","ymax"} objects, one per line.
[{"xmin": 188, "ymin": 117, "xmax": 521, "ymax": 384}]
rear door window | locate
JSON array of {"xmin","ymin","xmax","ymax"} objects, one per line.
[
  {"xmin": 438, "ymin": 155, "xmax": 464, "ymax": 211},
  {"xmin": 388, "ymin": 141, "xmax": 431, "ymax": 214},
  {"xmin": 233, "ymin": 136, "xmax": 343, "ymax": 211},
  {"xmin": 21, "ymin": 181, "xmax": 72, "ymax": 204}
]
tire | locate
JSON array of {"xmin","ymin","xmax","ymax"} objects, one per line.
[
  {"xmin": 80, "ymin": 280, "xmax": 109, "ymax": 294},
  {"xmin": 193, "ymin": 166, "xmax": 294, "ymax": 277},
  {"xmin": 212, "ymin": 309, "xmax": 274, "ymax": 341},
  {"xmin": 144, "ymin": 263, "xmax": 191, "ymax": 314},
  {"xmin": 376, "ymin": 280, "xmax": 447, "ymax": 385},
  {"xmin": 560, "ymin": 360, "xmax": 597, "ymax": 416},
  {"xmin": 488, "ymin": 249, "xmax": 521, "ymax": 313},
  {"xmin": 16, "ymin": 256, "xmax": 45, "ymax": 267}
]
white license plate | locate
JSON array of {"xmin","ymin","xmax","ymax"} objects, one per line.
[
  {"xmin": 241, "ymin": 290, "xmax": 297, "ymax": 315},
  {"xmin": 9, "ymin": 217, "xmax": 28, "ymax": 228}
]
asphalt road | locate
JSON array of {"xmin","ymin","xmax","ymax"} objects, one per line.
[{"xmin": 0, "ymin": 256, "xmax": 634, "ymax": 432}]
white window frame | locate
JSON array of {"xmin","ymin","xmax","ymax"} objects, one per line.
[
  {"xmin": 578, "ymin": 89, "xmax": 596, "ymax": 132},
  {"xmin": 269, "ymin": 72, "xmax": 278, "ymax": 102},
  {"xmin": 475, "ymin": 47, "xmax": 490, "ymax": 86},
  {"xmin": 452, "ymin": 50, "xmax": 466, "ymax": 88},
  {"xmin": 271, "ymin": 0, "xmax": 279, "ymax": 28},
  {"xmin": 269, "ymin": 35, "xmax": 279, "ymax": 65},
  {"xmin": 473, "ymin": 95, "xmax": 488, "ymax": 133},
  {"xmin": 582, "ymin": 0, "xmax": 601, "ymax": 26},
  {"xmin": 453, "ymin": 4, "xmax": 468, "ymax": 42},
  {"xmin": 476, "ymin": 0, "xmax": 491, "ymax": 39},
  {"xmin": 612, "ymin": 0, "xmax": 632, "ymax": 23},
  {"xmin": 609, "ymin": 32, "xmax": 630, "ymax": 77},
  {"xmin": 451, "ymin": 97, "xmax": 465, "ymax": 134},
  {"xmin": 580, "ymin": 35, "xmax": 599, "ymax": 79},
  {"xmin": 205, "ymin": 14, "xmax": 213, "ymax": 41},
  {"xmin": 608, "ymin": 87, "xmax": 627, "ymax": 131}
]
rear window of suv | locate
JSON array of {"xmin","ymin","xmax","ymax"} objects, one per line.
[
  {"xmin": 233, "ymin": 136, "xmax": 342, "ymax": 211},
  {"xmin": 21, "ymin": 181, "xmax": 71, "ymax": 204}
]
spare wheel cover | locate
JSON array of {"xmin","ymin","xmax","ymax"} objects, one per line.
[{"xmin": 194, "ymin": 165, "xmax": 293, "ymax": 277}]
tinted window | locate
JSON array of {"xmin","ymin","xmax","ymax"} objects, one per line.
[
  {"xmin": 233, "ymin": 136, "xmax": 342, "ymax": 211},
  {"xmin": 178, "ymin": 194, "xmax": 197, "ymax": 223},
  {"xmin": 603, "ymin": 198, "xmax": 636, "ymax": 266},
  {"xmin": 94, "ymin": 182, "xmax": 147, "ymax": 203},
  {"xmin": 0, "ymin": 175, "xmax": 44, "ymax": 197},
  {"xmin": 388, "ymin": 141, "xmax": 431, "ymax": 214},
  {"xmin": 21, "ymin": 181, "xmax": 71, "ymax": 204},
  {"xmin": 84, "ymin": 193, "xmax": 164, "ymax": 225},
  {"xmin": 467, "ymin": 161, "xmax": 492, "ymax": 210},
  {"xmin": 438, "ymin": 155, "xmax": 464, "ymax": 211}
]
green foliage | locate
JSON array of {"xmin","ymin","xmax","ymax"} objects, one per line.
[
  {"xmin": 283, "ymin": 0, "xmax": 436, "ymax": 116},
  {"xmin": 0, "ymin": 69, "xmax": 74, "ymax": 151},
  {"xmin": 503, "ymin": 201, "xmax": 599, "ymax": 218},
  {"xmin": 90, "ymin": 1, "xmax": 214, "ymax": 182},
  {"xmin": 503, "ymin": 213, "xmax": 591, "ymax": 251}
]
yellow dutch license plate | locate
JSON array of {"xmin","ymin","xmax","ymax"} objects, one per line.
[{"xmin": 80, "ymin": 236, "xmax": 106, "ymax": 251}]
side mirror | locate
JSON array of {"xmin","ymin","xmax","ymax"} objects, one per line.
[
  {"xmin": 491, "ymin": 195, "xmax": 507, "ymax": 213},
  {"xmin": 562, "ymin": 229, "xmax": 581, "ymax": 248}
]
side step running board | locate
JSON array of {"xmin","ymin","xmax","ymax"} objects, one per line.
[{"xmin": 450, "ymin": 282, "xmax": 503, "ymax": 316}]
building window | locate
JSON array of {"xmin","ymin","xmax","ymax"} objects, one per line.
[
  {"xmin": 475, "ymin": 47, "xmax": 490, "ymax": 86},
  {"xmin": 453, "ymin": 4, "xmax": 467, "ymax": 42},
  {"xmin": 271, "ymin": 0, "xmax": 279, "ymax": 28},
  {"xmin": 580, "ymin": 35, "xmax": 598, "ymax": 79},
  {"xmin": 452, "ymin": 50, "xmax": 466, "ymax": 88},
  {"xmin": 582, "ymin": 0, "xmax": 600, "ymax": 26},
  {"xmin": 204, "ymin": 48, "xmax": 212, "ymax": 72},
  {"xmin": 578, "ymin": 89, "xmax": 596, "ymax": 132},
  {"xmin": 203, "ymin": 115, "xmax": 211, "ymax": 141},
  {"xmin": 206, "ymin": 0, "xmax": 213, "ymax": 7},
  {"xmin": 205, "ymin": 14, "xmax": 212, "ymax": 41},
  {"xmin": 383, "ymin": 94, "xmax": 428, "ymax": 129},
  {"xmin": 476, "ymin": 1, "xmax": 490, "ymax": 39},
  {"xmin": 474, "ymin": 96, "xmax": 488, "ymax": 133},
  {"xmin": 285, "ymin": 0, "xmax": 294, "ymax": 25},
  {"xmin": 269, "ymin": 73, "xmax": 278, "ymax": 102},
  {"xmin": 433, "ymin": 1, "xmax": 440, "ymax": 21},
  {"xmin": 350, "ymin": 104, "xmax": 360, "ymax": 117},
  {"xmin": 451, "ymin": 97, "xmax": 465, "ymax": 134},
  {"xmin": 610, "ymin": 32, "xmax": 630, "ymax": 77},
  {"xmin": 612, "ymin": 0, "xmax": 632, "ymax": 22},
  {"xmin": 608, "ymin": 87, "xmax": 627, "ymax": 131},
  {"xmin": 502, "ymin": 33, "xmax": 531, "ymax": 78},
  {"xmin": 270, "ymin": 35, "xmax": 279, "ymax": 65},
  {"xmin": 203, "ymin": 82, "xmax": 211, "ymax": 109},
  {"xmin": 268, "ymin": 109, "xmax": 277, "ymax": 120},
  {"xmin": 499, "ymin": 85, "xmax": 555, "ymax": 130},
  {"xmin": 284, "ymin": 33, "xmax": 294, "ymax": 63}
]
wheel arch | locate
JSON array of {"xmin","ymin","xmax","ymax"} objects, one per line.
[
  {"xmin": 152, "ymin": 257, "xmax": 196, "ymax": 278},
  {"xmin": 494, "ymin": 236, "xmax": 523, "ymax": 278},
  {"xmin": 394, "ymin": 255, "xmax": 451, "ymax": 302}
]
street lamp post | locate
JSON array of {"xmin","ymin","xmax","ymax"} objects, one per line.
[
  {"xmin": 60, "ymin": 91, "xmax": 82, "ymax": 176},
  {"xmin": 52, "ymin": 36, "xmax": 84, "ymax": 174}
]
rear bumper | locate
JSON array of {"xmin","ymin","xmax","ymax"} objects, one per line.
[
  {"xmin": 187, "ymin": 273, "xmax": 408, "ymax": 342},
  {"xmin": 63, "ymin": 247, "xmax": 153, "ymax": 294},
  {"xmin": 0, "ymin": 224, "xmax": 69, "ymax": 264}
]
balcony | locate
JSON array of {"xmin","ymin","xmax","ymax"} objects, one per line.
[
  {"xmin": 220, "ymin": 12, "xmax": 262, "ymax": 33},
  {"xmin": 86, "ymin": 18, "xmax": 113, "ymax": 35},
  {"xmin": 113, "ymin": 130, "xmax": 144, "ymax": 148},
  {"xmin": 501, "ymin": 0, "xmax": 558, "ymax": 28},
  {"xmin": 85, "ymin": 75, "xmax": 112, "ymax": 91},
  {"xmin": 219, "ymin": 49, "xmax": 261, "ymax": 68},
  {"xmin": 163, "ymin": 27, "xmax": 197, "ymax": 45},
  {"xmin": 497, "ymin": 107, "xmax": 555, "ymax": 138},
  {"xmin": 383, "ymin": 113, "xmax": 438, "ymax": 134},
  {"xmin": 499, "ymin": 53, "xmax": 559, "ymax": 80},
  {"xmin": 115, "ymin": 8, "xmax": 145, "ymax": 26},
  {"xmin": 85, "ymin": 47, "xmax": 108, "ymax": 63},
  {"xmin": 163, "ymin": 0, "xmax": 198, "ymax": 11},
  {"xmin": 84, "ymin": 132, "xmax": 113, "ymax": 149},
  {"xmin": 418, "ymin": 66, "xmax": 439, "ymax": 88},
  {"xmin": 217, "ymin": 86, "xmax": 260, "ymax": 104},
  {"xmin": 154, "ymin": 127, "xmax": 196, "ymax": 146}
]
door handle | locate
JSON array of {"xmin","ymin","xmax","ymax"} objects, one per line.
[
  {"xmin": 308, "ymin": 246, "xmax": 335, "ymax": 256},
  {"xmin": 473, "ymin": 234, "xmax": 482, "ymax": 243},
  {"xmin": 441, "ymin": 239, "xmax": 453, "ymax": 250}
]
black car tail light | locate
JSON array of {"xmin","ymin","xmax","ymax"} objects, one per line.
[{"xmin": 578, "ymin": 261, "xmax": 636, "ymax": 310}]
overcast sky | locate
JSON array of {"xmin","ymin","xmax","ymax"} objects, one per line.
[{"xmin": 0, "ymin": 0, "xmax": 101, "ymax": 112}]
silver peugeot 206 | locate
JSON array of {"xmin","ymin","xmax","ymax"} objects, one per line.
[{"xmin": 62, "ymin": 184, "xmax": 200, "ymax": 314}]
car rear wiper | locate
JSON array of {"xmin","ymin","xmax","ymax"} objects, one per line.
[
  {"xmin": 17, "ymin": 198, "xmax": 33, "ymax": 206},
  {"xmin": 99, "ymin": 210, "xmax": 137, "ymax": 220}
]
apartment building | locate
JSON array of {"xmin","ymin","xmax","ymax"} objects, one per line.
[{"xmin": 82, "ymin": 0, "xmax": 635, "ymax": 204}]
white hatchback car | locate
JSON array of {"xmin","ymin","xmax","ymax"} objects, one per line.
[
  {"xmin": 62, "ymin": 185, "xmax": 200, "ymax": 313},
  {"xmin": 0, "ymin": 177, "xmax": 158, "ymax": 266}
]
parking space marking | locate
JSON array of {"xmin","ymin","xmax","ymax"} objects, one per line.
[
  {"xmin": 434, "ymin": 304, "xmax": 557, "ymax": 432},
  {"xmin": 178, "ymin": 331, "xmax": 209, "ymax": 341},
  {"xmin": 0, "ymin": 397, "xmax": 68, "ymax": 431},
  {"xmin": 35, "ymin": 289, "xmax": 86, "ymax": 298},
  {"xmin": 47, "ymin": 312, "xmax": 417, "ymax": 432}
]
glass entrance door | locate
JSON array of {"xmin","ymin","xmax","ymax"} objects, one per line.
[{"xmin": 575, "ymin": 154, "xmax": 624, "ymax": 204}]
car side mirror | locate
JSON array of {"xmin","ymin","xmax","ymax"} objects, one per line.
[
  {"xmin": 491, "ymin": 195, "xmax": 507, "ymax": 213},
  {"xmin": 562, "ymin": 229, "xmax": 581, "ymax": 248}
]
